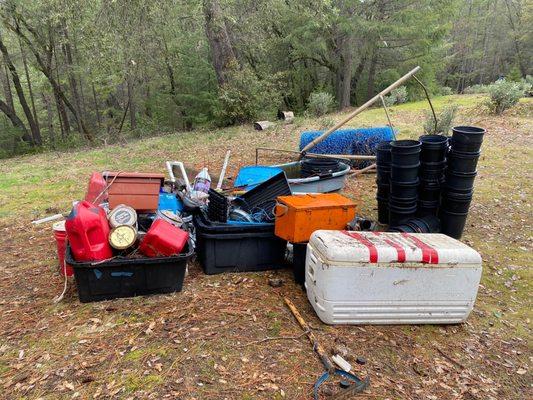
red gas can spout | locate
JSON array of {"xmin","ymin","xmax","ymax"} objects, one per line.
[{"xmin": 85, "ymin": 172, "xmax": 107, "ymax": 204}]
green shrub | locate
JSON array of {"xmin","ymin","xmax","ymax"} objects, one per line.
[
  {"xmin": 383, "ymin": 86, "xmax": 408, "ymax": 106},
  {"xmin": 423, "ymin": 105, "xmax": 458, "ymax": 135},
  {"xmin": 438, "ymin": 86, "xmax": 453, "ymax": 96},
  {"xmin": 215, "ymin": 65, "xmax": 280, "ymax": 126},
  {"xmin": 486, "ymin": 79, "xmax": 527, "ymax": 115},
  {"xmin": 307, "ymin": 91, "xmax": 335, "ymax": 116},
  {"xmin": 519, "ymin": 75, "xmax": 533, "ymax": 97},
  {"xmin": 463, "ymin": 84, "xmax": 489, "ymax": 94}
]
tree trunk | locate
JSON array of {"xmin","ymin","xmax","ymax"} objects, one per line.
[
  {"xmin": 350, "ymin": 56, "xmax": 367, "ymax": 106},
  {"xmin": 339, "ymin": 39, "xmax": 353, "ymax": 109},
  {"xmin": 9, "ymin": 18, "xmax": 94, "ymax": 142},
  {"xmin": 202, "ymin": 0, "xmax": 238, "ymax": 86},
  {"xmin": 126, "ymin": 75, "xmax": 136, "ymax": 130},
  {"xmin": 53, "ymin": 45, "xmax": 71, "ymax": 136},
  {"xmin": 61, "ymin": 19, "xmax": 84, "ymax": 133},
  {"xmin": 92, "ymin": 82, "xmax": 101, "ymax": 129},
  {"xmin": 366, "ymin": 48, "xmax": 378, "ymax": 100},
  {"xmin": 19, "ymin": 39, "xmax": 41, "ymax": 134},
  {"xmin": 41, "ymin": 93, "xmax": 55, "ymax": 147},
  {"xmin": 0, "ymin": 62, "xmax": 14, "ymax": 110},
  {"xmin": 0, "ymin": 34, "xmax": 41, "ymax": 145},
  {"xmin": 503, "ymin": 0, "xmax": 527, "ymax": 76},
  {"xmin": 0, "ymin": 98, "xmax": 32, "ymax": 143}
]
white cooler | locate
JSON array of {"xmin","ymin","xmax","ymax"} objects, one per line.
[{"xmin": 305, "ymin": 231, "xmax": 482, "ymax": 325}]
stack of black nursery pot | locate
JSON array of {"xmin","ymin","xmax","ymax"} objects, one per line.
[
  {"xmin": 389, "ymin": 140, "xmax": 421, "ymax": 225},
  {"xmin": 376, "ymin": 142, "xmax": 392, "ymax": 224},
  {"xmin": 439, "ymin": 126, "xmax": 485, "ymax": 239},
  {"xmin": 418, "ymin": 135, "xmax": 448, "ymax": 217}
]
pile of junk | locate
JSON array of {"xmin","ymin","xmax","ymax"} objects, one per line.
[
  {"xmin": 45, "ymin": 66, "xmax": 484, "ymax": 333},
  {"xmin": 42, "ymin": 66, "xmax": 488, "ymax": 396}
]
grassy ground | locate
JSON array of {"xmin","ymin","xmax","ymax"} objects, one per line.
[{"xmin": 0, "ymin": 94, "xmax": 531, "ymax": 399}]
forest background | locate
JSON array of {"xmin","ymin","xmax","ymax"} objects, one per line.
[{"xmin": 0, "ymin": 0, "xmax": 531, "ymax": 158}]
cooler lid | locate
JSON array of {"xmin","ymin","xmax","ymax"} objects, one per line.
[
  {"xmin": 277, "ymin": 193, "xmax": 355, "ymax": 210},
  {"xmin": 309, "ymin": 231, "xmax": 481, "ymax": 266}
]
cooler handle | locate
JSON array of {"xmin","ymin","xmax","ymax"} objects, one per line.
[{"xmin": 307, "ymin": 253, "xmax": 317, "ymax": 280}]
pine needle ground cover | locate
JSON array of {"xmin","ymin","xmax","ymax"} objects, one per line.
[{"xmin": 0, "ymin": 95, "xmax": 531, "ymax": 399}]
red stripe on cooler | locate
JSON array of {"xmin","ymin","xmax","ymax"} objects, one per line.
[
  {"xmin": 342, "ymin": 231, "xmax": 379, "ymax": 263},
  {"xmin": 401, "ymin": 233, "xmax": 439, "ymax": 264},
  {"xmin": 372, "ymin": 232, "xmax": 406, "ymax": 263}
]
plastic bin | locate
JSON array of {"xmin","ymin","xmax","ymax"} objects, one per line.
[
  {"xmin": 194, "ymin": 212, "xmax": 287, "ymax": 274},
  {"xmin": 105, "ymin": 172, "xmax": 164, "ymax": 212},
  {"xmin": 66, "ymin": 241, "xmax": 193, "ymax": 303}
]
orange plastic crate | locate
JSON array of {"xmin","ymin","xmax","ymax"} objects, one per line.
[{"xmin": 274, "ymin": 193, "xmax": 357, "ymax": 243}]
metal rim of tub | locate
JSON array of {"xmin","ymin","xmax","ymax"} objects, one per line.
[{"xmin": 272, "ymin": 161, "xmax": 351, "ymax": 185}]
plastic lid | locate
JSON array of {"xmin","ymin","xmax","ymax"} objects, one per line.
[{"xmin": 277, "ymin": 193, "xmax": 356, "ymax": 210}]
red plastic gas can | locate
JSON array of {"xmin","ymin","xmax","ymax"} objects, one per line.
[
  {"xmin": 85, "ymin": 172, "xmax": 107, "ymax": 204},
  {"xmin": 65, "ymin": 201, "xmax": 113, "ymax": 262},
  {"xmin": 139, "ymin": 219, "xmax": 189, "ymax": 257}
]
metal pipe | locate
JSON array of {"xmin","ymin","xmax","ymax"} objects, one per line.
[
  {"xmin": 255, "ymin": 147, "xmax": 376, "ymax": 163},
  {"xmin": 166, "ymin": 161, "xmax": 192, "ymax": 192},
  {"xmin": 217, "ymin": 150, "xmax": 231, "ymax": 190},
  {"xmin": 412, "ymin": 74, "xmax": 438, "ymax": 133},
  {"xmin": 379, "ymin": 95, "xmax": 396, "ymax": 140}
]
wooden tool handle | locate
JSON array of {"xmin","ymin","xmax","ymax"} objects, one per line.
[{"xmin": 284, "ymin": 297, "xmax": 335, "ymax": 372}]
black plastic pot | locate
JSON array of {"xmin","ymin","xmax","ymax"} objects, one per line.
[
  {"xmin": 419, "ymin": 183, "xmax": 441, "ymax": 202},
  {"xmin": 420, "ymin": 160, "xmax": 447, "ymax": 171},
  {"xmin": 419, "ymin": 135, "xmax": 448, "ymax": 163},
  {"xmin": 377, "ymin": 183, "xmax": 390, "ymax": 199},
  {"xmin": 445, "ymin": 170, "xmax": 477, "ymax": 192},
  {"xmin": 420, "ymin": 167, "xmax": 445, "ymax": 182},
  {"xmin": 391, "ymin": 163, "xmax": 420, "ymax": 182},
  {"xmin": 377, "ymin": 199, "xmax": 389, "ymax": 224},
  {"xmin": 417, "ymin": 200, "xmax": 439, "ymax": 217},
  {"xmin": 390, "ymin": 179, "xmax": 419, "ymax": 198},
  {"xmin": 447, "ymin": 150, "xmax": 480, "ymax": 173},
  {"xmin": 376, "ymin": 167, "xmax": 391, "ymax": 184},
  {"xmin": 376, "ymin": 141, "xmax": 392, "ymax": 166},
  {"xmin": 389, "ymin": 194, "xmax": 418, "ymax": 207},
  {"xmin": 451, "ymin": 126, "xmax": 485, "ymax": 152},
  {"xmin": 439, "ymin": 209, "xmax": 468, "ymax": 239},
  {"xmin": 441, "ymin": 190, "xmax": 473, "ymax": 213},
  {"xmin": 405, "ymin": 215, "xmax": 440, "ymax": 233},
  {"xmin": 389, "ymin": 203, "xmax": 417, "ymax": 226},
  {"xmin": 390, "ymin": 140, "xmax": 421, "ymax": 165},
  {"xmin": 388, "ymin": 224, "xmax": 416, "ymax": 233}
]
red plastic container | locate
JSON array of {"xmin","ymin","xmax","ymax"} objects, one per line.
[
  {"xmin": 65, "ymin": 201, "xmax": 113, "ymax": 262},
  {"xmin": 52, "ymin": 221, "xmax": 74, "ymax": 276},
  {"xmin": 139, "ymin": 219, "xmax": 189, "ymax": 257},
  {"xmin": 85, "ymin": 172, "xmax": 107, "ymax": 204}
]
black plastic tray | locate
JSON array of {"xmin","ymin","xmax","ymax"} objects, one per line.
[
  {"xmin": 194, "ymin": 212, "xmax": 287, "ymax": 274},
  {"xmin": 237, "ymin": 171, "xmax": 291, "ymax": 217},
  {"xmin": 66, "ymin": 241, "xmax": 194, "ymax": 303}
]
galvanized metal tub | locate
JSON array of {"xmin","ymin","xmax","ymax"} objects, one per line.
[{"xmin": 272, "ymin": 161, "xmax": 350, "ymax": 193}]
